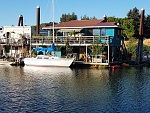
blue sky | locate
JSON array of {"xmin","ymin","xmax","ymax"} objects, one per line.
[{"xmin": 0, "ymin": 0, "xmax": 149, "ymax": 26}]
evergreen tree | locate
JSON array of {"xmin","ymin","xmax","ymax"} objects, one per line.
[
  {"xmin": 60, "ymin": 12, "xmax": 77, "ymax": 23},
  {"xmin": 127, "ymin": 7, "xmax": 140, "ymax": 21},
  {"xmin": 144, "ymin": 14, "xmax": 150, "ymax": 38},
  {"xmin": 81, "ymin": 15, "xmax": 97, "ymax": 20},
  {"xmin": 127, "ymin": 7, "xmax": 140, "ymax": 37},
  {"xmin": 81, "ymin": 15, "xmax": 90, "ymax": 20}
]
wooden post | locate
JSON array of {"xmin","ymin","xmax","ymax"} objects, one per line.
[
  {"xmin": 86, "ymin": 45, "xmax": 87, "ymax": 62},
  {"xmin": 30, "ymin": 37, "xmax": 31, "ymax": 57},
  {"xmin": 136, "ymin": 8, "xmax": 144, "ymax": 64},
  {"xmin": 36, "ymin": 6, "xmax": 40, "ymax": 36},
  {"xmin": 106, "ymin": 36, "xmax": 110, "ymax": 64}
]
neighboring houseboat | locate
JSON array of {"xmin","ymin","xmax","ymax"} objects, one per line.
[{"xmin": 0, "ymin": 26, "xmax": 34, "ymax": 58}]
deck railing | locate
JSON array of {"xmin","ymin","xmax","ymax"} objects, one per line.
[
  {"xmin": 31, "ymin": 36, "xmax": 113, "ymax": 45},
  {"xmin": 0, "ymin": 36, "xmax": 113, "ymax": 46}
]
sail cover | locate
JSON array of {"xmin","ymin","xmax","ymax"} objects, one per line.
[{"xmin": 33, "ymin": 43, "xmax": 55, "ymax": 52}]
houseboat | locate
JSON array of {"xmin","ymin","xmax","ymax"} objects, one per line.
[{"xmin": 34, "ymin": 16, "xmax": 127, "ymax": 67}]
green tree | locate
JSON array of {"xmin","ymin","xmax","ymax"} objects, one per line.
[
  {"xmin": 81, "ymin": 15, "xmax": 90, "ymax": 20},
  {"xmin": 121, "ymin": 19, "xmax": 135, "ymax": 39},
  {"xmin": 127, "ymin": 7, "xmax": 140, "ymax": 21},
  {"xmin": 127, "ymin": 7, "xmax": 140, "ymax": 37},
  {"xmin": 64, "ymin": 42, "xmax": 72, "ymax": 56},
  {"xmin": 89, "ymin": 37, "xmax": 105, "ymax": 61},
  {"xmin": 144, "ymin": 14, "xmax": 150, "ymax": 38},
  {"xmin": 60, "ymin": 12, "xmax": 77, "ymax": 23},
  {"xmin": 91, "ymin": 16, "xmax": 97, "ymax": 20},
  {"xmin": 81, "ymin": 15, "xmax": 97, "ymax": 20},
  {"xmin": 107, "ymin": 16, "xmax": 116, "ymax": 22}
]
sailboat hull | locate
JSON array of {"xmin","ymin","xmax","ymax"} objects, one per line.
[{"xmin": 24, "ymin": 55, "xmax": 74, "ymax": 67}]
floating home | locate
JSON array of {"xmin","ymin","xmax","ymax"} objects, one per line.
[{"xmin": 33, "ymin": 17, "xmax": 127, "ymax": 66}]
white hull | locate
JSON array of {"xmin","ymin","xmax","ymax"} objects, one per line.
[{"xmin": 24, "ymin": 55, "xmax": 74, "ymax": 67}]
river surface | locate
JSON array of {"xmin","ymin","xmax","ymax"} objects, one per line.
[{"xmin": 0, "ymin": 65, "xmax": 150, "ymax": 113}]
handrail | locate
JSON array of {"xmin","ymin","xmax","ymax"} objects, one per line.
[
  {"xmin": 0, "ymin": 36, "xmax": 113, "ymax": 45},
  {"xmin": 31, "ymin": 36, "xmax": 113, "ymax": 45}
]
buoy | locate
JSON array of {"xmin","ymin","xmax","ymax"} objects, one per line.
[
  {"xmin": 112, "ymin": 65, "xmax": 120, "ymax": 69},
  {"xmin": 112, "ymin": 66, "xmax": 115, "ymax": 69}
]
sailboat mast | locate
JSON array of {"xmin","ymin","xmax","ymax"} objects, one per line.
[{"xmin": 52, "ymin": 0, "xmax": 55, "ymax": 43}]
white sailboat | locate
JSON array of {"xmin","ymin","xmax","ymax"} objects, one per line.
[
  {"xmin": 24, "ymin": 0, "xmax": 74, "ymax": 67},
  {"xmin": 24, "ymin": 55, "xmax": 74, "ymax": 67}
]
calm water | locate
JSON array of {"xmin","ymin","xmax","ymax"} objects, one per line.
[{"xmin": 0, "ymin": 65, "xmax": 150, "ymax": 113}]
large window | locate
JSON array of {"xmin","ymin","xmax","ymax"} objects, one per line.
[{"xmin": 93, "ymin": 29, "xmax": 100, "ymax": 36}]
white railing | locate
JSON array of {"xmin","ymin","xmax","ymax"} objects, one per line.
[
  {"xmin": 0, "ymin": 36, "xmax": 113, "ymax": 45},
  {"xmin": 31, "ymin": 36, "xmax": 113, "ymax": 45}
]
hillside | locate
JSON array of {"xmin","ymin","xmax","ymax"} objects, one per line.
[
  {"xmin": 143, "ymin": 39, "xmax": 150, "ymax": 46},
  {"xmin": 125, "ymin": 39, "xmax": 150, "ymax": 46}
]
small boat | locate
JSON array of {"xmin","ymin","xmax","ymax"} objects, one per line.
[
  {"xmin": 24, "ymin": 55, "xmax": 74, "ymax": 67},
  {"xmin": 0, "ymin": 63, "xmax": 4, "ymax": 65}
]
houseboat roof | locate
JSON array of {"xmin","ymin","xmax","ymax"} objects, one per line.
[{"xmin": 42, "ymin": 19, "xmax": 124, "ymax": 30}]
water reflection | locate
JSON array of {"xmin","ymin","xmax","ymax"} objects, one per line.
[
  {"xmin": 108, "ymin": 67, "xmax": 150, "ymax": 112},
  {"xmin": 0, "ymin": 66, "xmax": 150, "ymax": 112}
]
